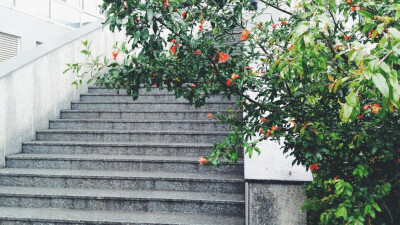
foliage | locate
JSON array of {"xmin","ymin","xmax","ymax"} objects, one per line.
[{"xmin": 65, "ymin": 0, "xmax": 400, "ymax": 224}]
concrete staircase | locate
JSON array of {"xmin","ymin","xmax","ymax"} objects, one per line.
[{"xmin": 0, "ymin": 86, "xmax": 245, "ymax": 224}]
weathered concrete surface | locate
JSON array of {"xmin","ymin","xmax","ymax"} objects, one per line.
[{"xmin": 247, "ymin": 182, "xmax": 307, "ymax": 225}]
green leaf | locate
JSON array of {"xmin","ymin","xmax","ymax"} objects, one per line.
[
  {"xmin": 335, "ymin": 206, "xmax": 348, "ymax": 220},
  {"xmin": 380, "ymin": 62, "xmax": 391, "ymax": 74},
  {"xmin": 358, "ymin": 10, "xmax": 372, "ymax": 19},
  {"xmin": 377, "ymin": 23, "xmax": 385, "ymax": 35},
  {"xmin": 147, "ymin": 9, "xmax": 154, "ymax": 24},
  {"xmin": 396, "ymin": 5, "xmax": 400, "ymax": 20},
  {"xmin": 345, "ymin": 91, "xmax": 358, "ymax": 107},
  {"xmin": 388, "ymin": 28, "xmax": 400, "ymax": 41},
  {"xmin": 372, "ymin": 73, "xmax": 389, "ymax": 97}
]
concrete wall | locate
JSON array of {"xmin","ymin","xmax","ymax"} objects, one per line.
[
  {"xmin": 0, "ymin": 5, "xmax": 71, "ymax": 53},
  {"xmin": 0, "ymin": 21, "xmax": 126, "ymax": 167},
  {"xmin": 247, "ymin": 182, "xmax": 307, "ymax": 225}
]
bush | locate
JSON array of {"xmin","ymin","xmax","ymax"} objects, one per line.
[{"xmin": 66, "ymin": 0, "xmax": 400, "ymax": 224}]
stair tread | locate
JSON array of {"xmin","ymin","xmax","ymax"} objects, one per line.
[
  {"xmin": 0, "ymin": 168, "xmax": 243, "ymax": 181},
  {"xmin": 50, "ymin": 119, "xmax": 220, "ymax": 123},
  {"xmin": 0, "ymin": 207, "xmax": 244, "ymax": 224},
  {"xmin": 61, "ymin": 109, "xmax": 227, "ymax": 113},
  {"xmin": 37, "ymin": 129, "xmax": 230, "ymax": 135},
  {"xmin": 71, "ymin": 101, "xmax": 233, "ymax": 104},
  {"xmin": 7, "ymin": 154, "xmax": 244, "ymax": 164},
  {"xmin": 23, "ymin": 141, "xmax": 213, "ymax": 147},
  {"xmin": 0, "ymin": 186, "xmax": 244, "ymax": 202}
]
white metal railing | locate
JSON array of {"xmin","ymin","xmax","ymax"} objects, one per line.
[{"xmin": 0, "ymin": 0, "xmax": 104, "ymax": 29}]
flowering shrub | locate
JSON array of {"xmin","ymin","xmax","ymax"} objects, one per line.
[{"xmin": 65, "ymin": 0, "xmax": 400, "ymax": 224}]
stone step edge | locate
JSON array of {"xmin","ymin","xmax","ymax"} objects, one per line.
[
  {"xmin": 60, "ymin": 109, "xmax": 227, "ymax": 113},
  {"xmin": 0, "ymin": 207, "xmax": 244, "ymax": 225},
  {"xmin": 0, "ymin": 187, "xmax": 245, "ymax": 203},
  {"xmin": 36, "ymin": 129, "xmax": 230, "ymax": 135},
  {"xmin": 22, "ymin": 141, "xmax": 213, "ymax": 148},
  {"xmin": 6, "ymin": 154, "xmax": 244, "ymax": 164},
  {"xmin": 71, "ymin": 101, "xmax": 235, "ymax": 105},
  {"xmin": 0, "ymin": 168, "xmax": 243, "ymax": 182},
  {"xmin": 50, "ymin": 119, "xmax": 221, "ymax": 124}
]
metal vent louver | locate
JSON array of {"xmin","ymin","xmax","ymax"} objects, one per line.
[{"xmin": 0, "ymin": 32, "xmax": 20, "ymax": 62}]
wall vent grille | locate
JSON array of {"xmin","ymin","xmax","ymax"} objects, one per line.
[{"xmin": 0, "ymin": 32, "xmax": 20, "ymax": 62}]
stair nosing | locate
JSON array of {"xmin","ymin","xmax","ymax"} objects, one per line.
[
  {"xmin": 22, "ymin": 141, "xmax": 213, "ymax": 148},
  {"xmin": 36, "ymin": 129, "xmax": 230, "ymax": 135}
]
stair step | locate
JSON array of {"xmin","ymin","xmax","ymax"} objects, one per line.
[
  {"xmin": 71, "ymin": 102, "xmax": 234, "ymax": 111},
  {"xmin": 22, "ymin": 141, "xmax": 215, "ymax": 156},
  {"xmin": 6, "ymin": 154, "xmax": 243, "ymax": 173},
  {"xmin": 0, "ymin": 168, "xmax": 244, "ymax": 193},
  {"xmin": 80, "ymin": 94, "xmax": 235, "ymax": 103},
  {"xmin": 0, "ymin": 186, "xmax": 245, "ymax": 216},
  {"xmin": 88, "ymin": 86, "xmax": 170, "ymax": 95},
  {"xmin": 60, "ymin": 110, "xmax": 225, "ymax": 120},
  {"xmin": 0, "ymin": 207, "xmax": 245, "ymax": 224},
  {"xmin": 49, "ymin": 119, "xmax": 229, "ymax": 131},
  {"xmin": 36, "ymin": 130, "xmax": 229, "ymax": 143}
]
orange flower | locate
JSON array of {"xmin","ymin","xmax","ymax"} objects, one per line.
[
  {"xmin": 371, "ymin": 104, "xmax": 381, "ymax": 114},
  {"xmin": 218, "ymin": 52, "xmax": 229, "ymax": 63},
  {"xmin": 199, "ymin": 24, "xmax": 203, "ymax": 32},
  {"xmin": 231, "ymin": 73, "xmax": 240, "ymax": 79},
  {"xmin": 350, "ymin": 7, "xmax": 356, "ymax": 11},
  {"xmin": 199, "ymin": 157, "xmax": 207, "ymax": 164},
  {"xmin": 310, "ymin": 163, "xmax": 320, "ymax": 171},
  {"xmin": 170, "ymin": 44, "xmax": 178, "ymax": 54},
  {"xmin": 191, "ymin": 83, "xmax": 196, "ymax": 87},
  {"xmin": 207, "ymin": 113, "xmax": 213, "ymax": 118},
  {"xmin": 333, "ymin": 176, "xmax": 338, "ymax": 180},
  {"xmin": 240, "ymin": 29, "xmax": 250, "ymax": 40},
  {"xmin": 260, "ymin": 71, "xmax": 265, "ymax": 74},
  {"xmin": 288, "ymin": 45, "xmax": 294, "ymax": 50},
  {"xmin": 226, "ymin": 78, "xmax": 233, "ymax": 86},
  {"xmin": 112, "ymin": 51, "xmax": 119, "ymax": 60},
  {"xmin": 182, "ymin": 11, "xmax": 187, "ymax": 19},
  {"xmin": 257, "ymin": 23, "xmax": 262, "ymax": 28},
  {"xmin": 357, "ymin": 115, "xmax": 364, "ymax": 119},
  {"xmin": 364, "ymin": 105, "xmax": 370, "ymax": 110},
  {"xmin": 163, "ymin": 0, "xmax": 169, "ymax": 9},
  {"xmin": 281, "ymin": 21, "xmax": 288, "ymax": 26},
  {"xmin": 346, "ymin": 0, "xmax": 352, "ymax": 4},
  {"xmin": 200, "ymin": 19, "xmax": 205, "ymax": 24},
  {"xmin": 272, "ymin": 24, "xmax": 278, "ymax": 29},
  {"xmin": 195, "ymin": 50, "xmax": 201, "ymax": 55},
  {"xmin": 344, "ymin": 35, "xmax": 351, "ymax": 41},
  {"xmin": 152, "ymin": 73, "xmax": 156, "ymax": 78},
  {"xmin": 170, "ymin": 39, "xmax": 176, "ymax": 43},
  {"xmin": 262, "ymin": 118, "xmax": 268, "ymax": 123},
  {"xmin": 271, "ymin": 126, "xmax": 277, "ymax": 131}
]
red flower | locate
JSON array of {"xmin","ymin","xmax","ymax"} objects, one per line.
[
  {"xmin": 182, "ymin": 11, "xmax": 187, "ymax": 19},
  {"xmin": 260, "ymin": 71, "xmax": 265, "ymax": 74},
  {"xmin": 262, "ymin": 118, "xmax": 268, "ymax": 123},
  {"xmin": 333, "ymin": 176, "xmax": 338, "ymax": 180},
  {"xmin": 163, "ymin": 0, "xmax": 169, "ymax": 9},
  {"xmin": 260, "ymin": 128, "xmax": 264, "ymax": 134},
  {"xmin": 218, "ymin": 52, "xmax": 229, "ymax": 63},
  {"xmin": 200, "ymin": 19, "xmax": 205, "ymax": 24},
  {"xmin": 170, "ymin": 44, "xmax": 178, "ymax": 54},
  {"xmin": 170, "ymin": 39, "xmax": 176, "ymax": 43},
  {"xmin": 357, "ymin": 115, "xmax": 364, "ymax": 119},
  {"xmin": 199, "ymin": 157, "xmax": 207, "ymax": 164},
  {"xmin": 281, "ymin": 21, "xmax": 288, "ymax": 26},
  {"xmin": 346, "ymin": 0, "xmax": 352, "ymax": 4},
  {"xmin": 397, "ymin": 158, "xmax": 400, "ymax": 163},
  {"xmin": 288, "ymin": 45, "xmax": 294, "ymax": 50},
  {"xmin": 271, "ymin": 126, "xmax": 277, "ymax": 131},
  {"xmin": 371, "ymin": 104, "xmax": 381, "ymax": 114},
  {"xmin": 112, "ymin": 51, "xmax": 119, "ymax": 60},
  {"xmin": 152, "ymin": 73, "xmax": 156, "ymax": 78},
  {"xmin": 350, "ymin": 7, "xmax": 356, "ymax": 11},
  {"xmin": 272, "ymin": 24, "xmax": 278, "ymax": 29},
  {"xmin": 231, "ymin": 73, "xmax": 240, "ymax": 79},
  {"xmin": 226, "ymin": 78, "xmax": 233, "ymax": 86},
  {"xmin": 135, "ymin": 17, "xmax": 140, "ymax": 23},
  {"xmin": 207, "ymin": 113, "xmax": 213, "ymax": 118},
  {"xmin": 199, "ymin": 24, "xmax": 203, "ymax": 32},
  {"xmin": 191, "ymin": 83, "xmax": 196, "ymax": 87},
  {"xmin": 364, "ymin": 105, "xmax": 370, "ymax": 110},
  {"xmin": 122, "ymin": 1, "xmax": 128, "ymax": 9},
  {"xmin": 344, "ymin": 35, "xmax": 351, "ymax": 41},
  {"xmin": 240, "ymin": 29, "xmax": 250, "ymax": 40},
  {"xmin": 257, "ymin": 23, "xmax": 262, "ymax": 28},
  {"xmin": 310, "ymin": 163, "xmax": 320, "ymax": 171},
  {"xmin": 153, "ymin": 82, "xmax": 157, "ymax": 87},
  {"xmin": 195, "ymin": 50, "xmax": 201, "ymax": 55}
]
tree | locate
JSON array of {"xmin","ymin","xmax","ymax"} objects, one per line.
[{"xmin": 66, "ymin": 0, "xmax": 400, "ymax": 224}]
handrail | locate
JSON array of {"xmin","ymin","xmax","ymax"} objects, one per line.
[{"xmin": 0, "ymin": 20, "xmax": 103, "ymax": 79}]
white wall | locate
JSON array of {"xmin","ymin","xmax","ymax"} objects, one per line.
[
  {"xmin": 0, "ymin": 21, "xmax": 126, "ymax": 167},
  {"xmin": 0, "ymin": 5, "xmax": 71, "ymax": 53}
]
